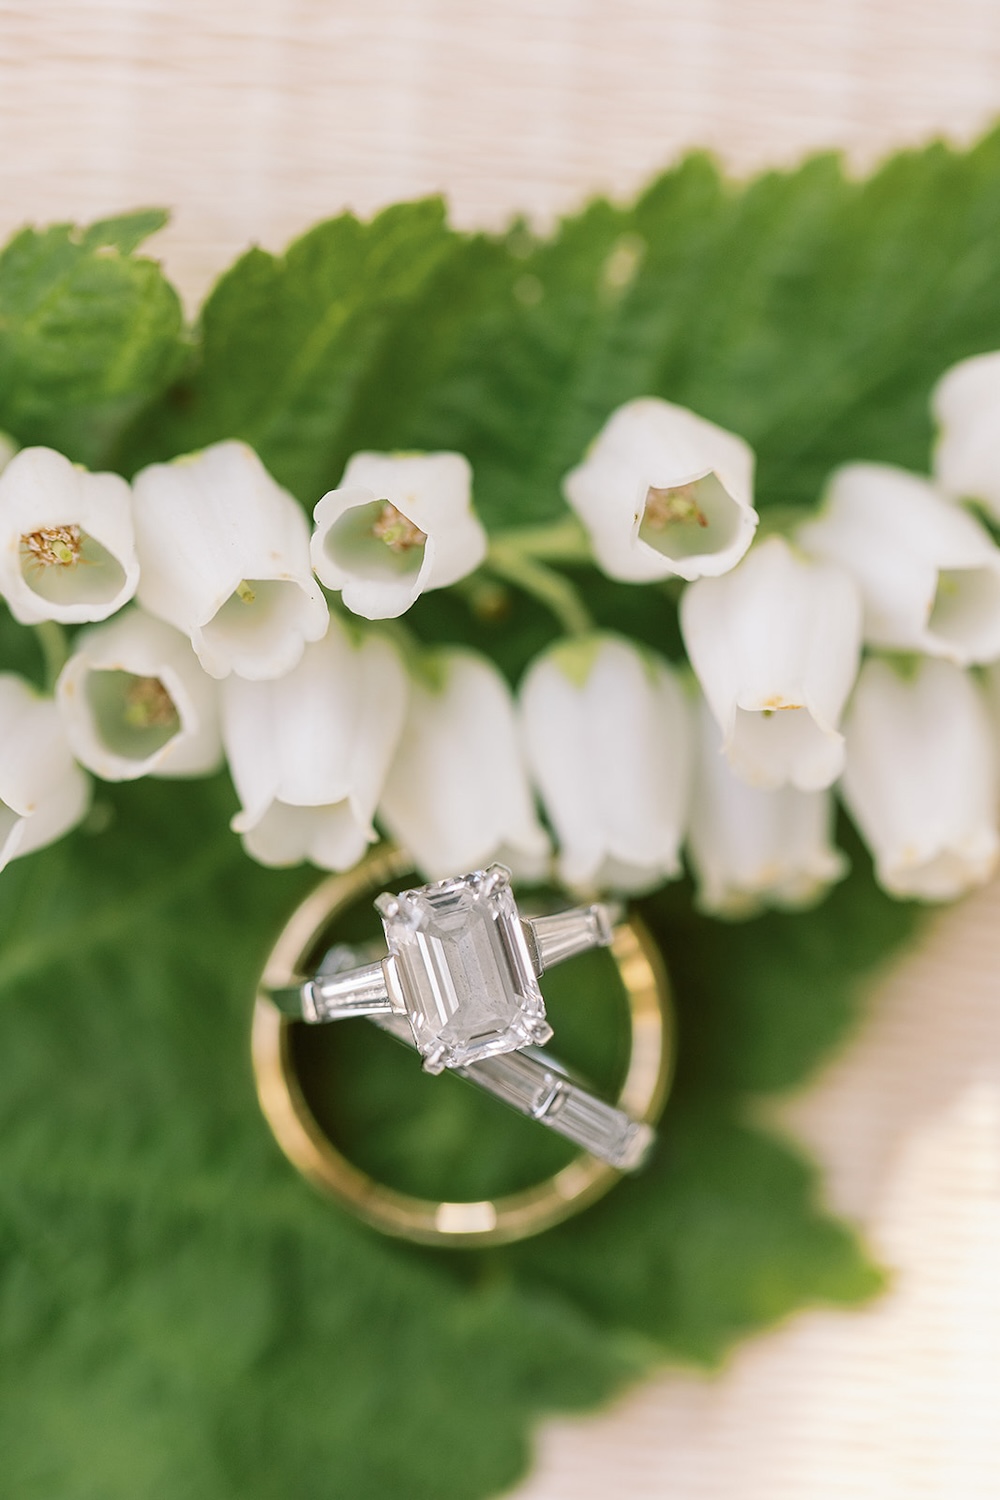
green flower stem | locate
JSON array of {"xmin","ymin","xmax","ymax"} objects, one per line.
[
  {"xmin": 490, "ymin": 514, "xmax": 592, "ymax": 564},
  {"xmin": 366, "ymin": 615, "xmax": 426, "ymax": 673},
  {"xmin": 34, "ymin": 619, "xmax": 69, "ymax": 692},
  {"xmin": 486, "ymin": 541, "xmax": 593, "ymax": 637}
]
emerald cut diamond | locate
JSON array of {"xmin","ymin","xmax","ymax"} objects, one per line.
[{"xmin": 376, "ymin": 865, "xmax": 552, "ymax": 1074}]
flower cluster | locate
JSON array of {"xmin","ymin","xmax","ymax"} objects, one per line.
[
  {"xmin": 3, "ymin": 353, "xmax": 1000, "ymax": 917},
  {"xmin": 559, "ymin": 377, "xmax": 1000, "ymax": 910}
]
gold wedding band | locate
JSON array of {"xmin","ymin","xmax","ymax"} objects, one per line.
[{"xmin": 252, "ymin": 843, "xmax": 674, "ymax": 1248}]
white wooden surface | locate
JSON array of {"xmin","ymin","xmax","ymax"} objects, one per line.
[
  {"xmin": 4, "ymin": 0, "xmax": 1000, "ymax": 305},
  {"xmin": 2, "ymin": 4, "xmax": 1000, "ymax": 1496},
  {"xmin": 516, "ymin": 881, "xmax": 1000, "ymax": 1499}
]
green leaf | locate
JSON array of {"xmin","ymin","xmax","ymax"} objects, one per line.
[
  {"xmin": 646, "ymin": 829, "xmax": 921, "ymax": 1095},
  {"xmin": 0, "ymin": 601, "xmax": 47, "ymax": 687},
  {"xmin": 506, "ymin": 1104, "xmax": 883, "ymax": 1367},
  {"xmin": 79, "ymin": 208, "xmax": 171, "ymax": 256},
  {"xmin": 120, "ymin": 200, "xmax": 457, "ymax": 503},
  {"xmin": 0, "ymin": 785, "xmax": 640, "ymax": 1500},
  {"xmin": 0, "ymin": 788, "xmax": 888, "ymax": 1497},
  {"xmin": 0, "ymin": 213, "xmax": 184, "ymax": 466},
  {"xmin": 119, "ymin": 127, "xmax": 1000, "ymax": 538}
]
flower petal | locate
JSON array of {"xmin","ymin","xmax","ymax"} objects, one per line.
[
  {"xmin": 380, "ymin": 649, "xmax": 549, "ymax": 879},
  {"xmin": 0, "ymin": 674, "xmax": 90, "ymax": 869},
  {"xmin": 520, "ymin": 634, "xmax": 691, "ymax": 893},
  {"xmin": 223, "ymin": 615, "xmax": 408, "ymax": 871},
  {"xmin": 56, "ymin": 607, "xmax": 223, "ymax": 782},
  {"xmin": 312, "ymin": 452, "xmax": 487, "ymax": 620},
  {"xmin": 0, "ymin": 447, "xmax": 139, "ymax": 625},
  {"xmin": 932, "ymin": 350, "xmax": 1000, "ymax": 521},
  {"xmin": 563, "ymin": 398, "xmax": 758, "ymax": 583},
  {"xmin": 800, "ymin": 462, "xmax": 1000, "ymax": 665},
  {"xmin": 240, "ymin": 801, "xmax": 372, "ymax": 871},
  {"xmin": 681, "ymin": 536, "xmax": 862, "ymax": 790},
  {"xmin": 133, "ymin": 441, "xmax": 328, "ymax": 679},
  {"xmin": 687, "ymin": 694, "xmax": 847, "ymax": 917},
  {"xmin": 841, "ymin": 656, "xmax": 999, "ymax": 901}
]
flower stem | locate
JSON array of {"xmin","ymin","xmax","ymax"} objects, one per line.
[
  {"xmin": 486, "ymin": 542, "xmax": 593, "ymax": 637},
  {"xmin": 34, "ymin": 620, "xmax": 69, "ymax": 692},
  {"xmin": 490, "ymin": 515, "xmax": 592, "ymax": 564}
]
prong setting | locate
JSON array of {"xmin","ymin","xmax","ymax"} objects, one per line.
[{"xmin": 376, "ymin": 866, "xmax": 549, "ymax": 1071}]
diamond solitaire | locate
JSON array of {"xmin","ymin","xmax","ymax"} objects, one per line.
[
  {"xmin": 264, "ymin": 854, "xmax": 647, "ymax": 1169},
  {"xmin": 376, "ymin": 865, "xmax": 553, "ymax": 1073},
  {"xmin": 272, "ymin": 862, "xmax": 616, "ymax": 1064}
]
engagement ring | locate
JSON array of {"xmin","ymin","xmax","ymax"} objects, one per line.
[
  {"xmin": 254, "ymin": 845, "xmax": 673, "ymax": 1245},
  {"xmin": 271, "ymin": 862, "xmax": 616, "ymax": 1072}
]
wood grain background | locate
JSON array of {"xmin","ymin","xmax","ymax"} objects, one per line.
[{"xmin": 2, "ymin": 4, "xmax": 1000, "ymax": 1496}]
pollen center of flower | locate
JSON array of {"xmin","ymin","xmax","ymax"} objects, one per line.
[
  {"xmin": 20, "ymin": 524, "xmax": 83, "ymax": 569},
  {"xmin": 642, "ymin": 484, "xmax": 709, "ymax": 531},
  {"xmin": 122, "ymin": 676, "xmax": 179, "ymax": 732},
  {"xmin": 235, "ymin": 580, "xmax": 257, "ymax": 605},
  {"xmin": 372, "ymin": 501, "xmax": 427, "ymax": 554},
  {"xmin": 761, "ymin": 697, "xmax": 802, "ymax": 718}
]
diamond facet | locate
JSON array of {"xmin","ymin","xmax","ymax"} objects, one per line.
[{"xmin": 377, "ymin": 865, "xmax": 552, "ymax": 1073}]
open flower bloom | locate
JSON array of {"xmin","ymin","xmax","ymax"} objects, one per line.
[
  {"xmin": 56, "ymin": 607, "xmax": 223, "ymax": 782},
  {"xmin": 0, "ymin": 446, "xmax": 139, "ymax": 625},
  {"xmin": 519, "ymin": 634, "xmax": 691, "ymax": 893},
  {"xmin": 0, "ymin": 674, "xmax": 90, "ymax": 870},
  {"xmin": 379, "ymin": 648, "xmax": 550, "ymax": 879},
  {"xmin": 932, "ymin": 350, "xmax": 1000, "ymax": 521},
  {"xmin": 686, "ymin": 693, "xmax": 847, "ymax": 917},
  {"xmin": 562, "ymin": 397, "xmax": 758, "ymax": 583},
  {"xmin": 222, "ymin": 615, "xmax": 408, "ymax": 870},
  {"xmin": 133, "ymin": 441, "xmax": 328, "ymax": 680},
  {"xmin": 799, "ymin": 463, "xmax": 1000, "ymax": 665},
  {"xmin": 841, "ymin": 656, "xmax": 999, "ymax": 901},
  {"xmin": 680, "ymin": 535, "xmax": 862, "ymax": 790},
  {"xmin": 311, "ymin": 451, "xmax": 487, "ymax": 619}
]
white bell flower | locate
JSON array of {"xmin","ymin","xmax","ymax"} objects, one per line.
[
  {"xmin": 799, "ymin": 463, "xmax": 1000, "ymax": 665},
  {"xmin": 56, "ymin": 607, "xmax": 222, "ymax": 782},
  {"xmin": 379, "ymin": 648, "xmax": 549, "ymax": 880},
  {"xmin": 311, "ymin": 451, "xmax": 488, "ymax": 620},
  {"xmin": 222, "ymin": 614, "xmax": 408, "ymax": 871},
  {"xmin": 133, "ymin": 441, "xmax": 328, "ymax": 680},
  {"xmin": 562, "ymin": 397, "xmax": 758, "ymax": 583},
  {"xmin": 0, "ymin": 446, "xmax": 139, "ymax": 625},
  {"xmin": 519, "ymin": 633, "xmax": 692, "ymax": 893},
  {"xmin": 686, "ymin": 693, "xmax": 847, "ymax": 917},
  {"xmin": 680, "ymin": 535, "xmax": 862, "ymax": 791},
  {"xmin": 932, "ymin": 350, "xmax": 1000, "ymax": 520},
  {"xmin": 984, "ymin": 659, "xmax": 1000, "ymax": 745},
  {"xmin": 841, "ymin": 656, "xmax": 999, "ymax": 901},
  {"xmin": 0, "ymin": 674, "xmax": 90, "ymax": 870}
]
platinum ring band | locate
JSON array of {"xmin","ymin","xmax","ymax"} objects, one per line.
[
  {"xmin": 312, "ymin": 942, "xmax": 653, "ymax": 1172},
  {"xmin": 269, "ymin": 902, "xmax": 620, "ymax": 1024}
]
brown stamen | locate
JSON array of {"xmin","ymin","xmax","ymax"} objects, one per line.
[
  {"xmin": 643, "ymin": 483, "xmax": 709, "ymax": 530},
  {"xmin": 372, "ymin": 501, "xmax": 427, "ymax": 554},
  {"xmin": 123, "ymin": 677, "xmax": 179, "ymax": 732},
  {"xmin": 21, "ymin": 524, "xmax": 83, "ymax": 569}
]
